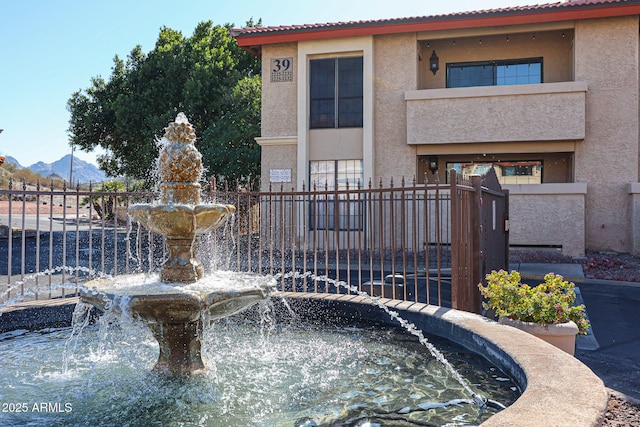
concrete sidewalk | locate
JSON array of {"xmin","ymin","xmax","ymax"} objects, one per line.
[{"xmin": 509, "ymin": 262, "xmax": 585, "ymax": 281}]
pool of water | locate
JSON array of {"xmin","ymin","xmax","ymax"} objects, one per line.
[{"xmin": 0, "ymin": 307, "xmax": 519, "ymax": 426}]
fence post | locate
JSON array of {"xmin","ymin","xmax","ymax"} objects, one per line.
[
  {"xmin": 450, "ymin": 169, "xmax": 460, "ymax": 310},
  {"xmin": 503, "ymin": 188, "xmax": 510, "ymax": 270},
  {"xmin": 470, "ymin": 175, "xmax": 482, "ymax": 314},
  {"xmin": 450, "ymin": 171, "xmax": 482, "ymax": 314}
]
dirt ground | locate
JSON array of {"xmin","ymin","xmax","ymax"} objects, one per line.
[
  {"xmin": 603, "ymin": 393, "xmax": 640, "ymax": 427},
  {"xmin": 0, "ymin": 199, "xmax": 85, "ymax": 215}
]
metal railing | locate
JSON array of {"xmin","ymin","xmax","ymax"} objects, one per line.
[{"xmin": 1, "ymin": 170, "xmax": 508, "ymax": 313}]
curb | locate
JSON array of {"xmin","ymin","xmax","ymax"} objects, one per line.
[
  {"xmin": 607, "ymin": 388, "xmax": 640, "ymax": 406},
  {"xmin": 519, "ymin": 273, "xmax": 640, "ymax": 288}
]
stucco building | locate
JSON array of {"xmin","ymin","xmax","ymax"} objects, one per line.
[{"xmin": 232, "ymin": 0, "xmax": 640, "ymax": 256}]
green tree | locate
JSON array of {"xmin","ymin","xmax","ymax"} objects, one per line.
[
  {"xmin": 201, "ymin": 75, "xmax": 261, "ymax": 187},
  {"xmin": 67, "ymin": 20, "xmax": 261, "ymax": 186},
  {"xmin": 81, "ymin": 179, "xmax": 146, "ymax": 220}
]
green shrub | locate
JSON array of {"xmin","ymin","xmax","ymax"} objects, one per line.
[{"xmin": 479, "ymin": 270, "xmax": 590, "ymax": 334}]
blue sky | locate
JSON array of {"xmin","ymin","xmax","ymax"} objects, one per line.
[{"xmin": 0, "ymin": 0, "xmax": 533, "ymax": 167}]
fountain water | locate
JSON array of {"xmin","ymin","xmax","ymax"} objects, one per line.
[
  {"xmin": 0, "ymin": 307, "xmax": 520, "ymax": 426},
  {"xmin": 80, "ymin": 113, "xmax": 274, "ymax": 376}
]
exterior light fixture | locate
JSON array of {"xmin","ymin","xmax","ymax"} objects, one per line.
[
  {"xmin": 428, "ymin": 156, "xmax": 439, "ymax": 174},
  {"xmin": 429, "ymin": 50, "xmax": 439, "ymax": 75}
]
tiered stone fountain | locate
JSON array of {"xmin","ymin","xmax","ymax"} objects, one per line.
[{"xmin": 81, "ymin": 113, "xmax": 273, "ymax": 376}]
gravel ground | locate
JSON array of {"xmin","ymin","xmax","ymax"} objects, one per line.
[
  {"xmin": 602, "ymin": 393, "xmax": 640, "ymax": 426},
  {"xmin": 510, "ymin": 249, "xmax": 640, "ymax": 425}
]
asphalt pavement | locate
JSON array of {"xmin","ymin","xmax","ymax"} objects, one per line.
[{"xmin": 513, "ymin": 262, "xmax": 640, "ymax": 402}]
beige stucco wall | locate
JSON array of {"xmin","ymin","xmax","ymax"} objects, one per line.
[
  {"xmin": 573, "ymin": 16, "xmax": 639, "ymax": 252},
  {"xmin": 373, "ymin": 34, "xmax": 417, "ymax": 180},
  {"xmin": 261, "ymin": 43, "xmax": 298, "ymax": 137},
  {"xmin": 309, "ymin": 128, "xmax": 363, "ymax": 160},
  {"xmin": 256, "ymin": 138, "xmax": 297, "ymax": 190},
  {"xmin": 260, "ymin": 44, "xmax": 299, "ymax": 191},
  {"xmin": 504, "ymin": 183, "xmax": 587, "ymax": 256},
  {"xmin": 631, "ymin": 183, "xmax": 640, "ymax": 256},
  {"xmin": 418, "ymin": 30, "xmax": 574, "ymax": 90},
  {"xmin": 406, "ymin": 82, "xmax": 586, "ymax": 144}
]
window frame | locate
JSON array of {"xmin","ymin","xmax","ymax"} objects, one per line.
[
  {"xmin": 445, "ymin": 160, "xmax": 544, "ymax": 184},
  {"xmin": 310, "ymin": 56, "xmax": 363, "ymax": 129},
  {"xmin": 309, "ymin": 160, "xmax": 364, "ymax": 231},
  {"xmin": 446, "ymin": 57, "xmax": 543, "ymax": 88}
]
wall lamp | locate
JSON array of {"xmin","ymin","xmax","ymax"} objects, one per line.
[
  {"xmin": 429, "ymin": 50, "xmax": 439, "ymax": 75},
  {"xmin": 428, "ymin": 156, "xmax": 439, "ymax": 174}
]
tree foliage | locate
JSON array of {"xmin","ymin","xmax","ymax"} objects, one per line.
[
  {"xmin": 67, "ymin": 20, "xmax": 261, "ymax": 186},
  {"xmin": 201, "ymin": 75, "xmax": 261, "ymax": 186}
]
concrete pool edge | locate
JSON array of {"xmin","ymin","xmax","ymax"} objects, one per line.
[{"xmin": 280, "ymin": 292, "xmax": 608, "ymax": 427}]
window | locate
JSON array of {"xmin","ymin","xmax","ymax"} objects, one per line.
[
  {"xmin": 446, "ymin": 161, "xmax": 543, "ymax": 184},
  {"xmin": 447, "ymin": 58, "xmax": 542, "ymax": 88},
  {"xmin": 309, "ymin": 160, "xmax": 363, "ymax": 230},
  {"xmin": 310, "ymin": 57, "xmax": 363, "ymax": 129}
]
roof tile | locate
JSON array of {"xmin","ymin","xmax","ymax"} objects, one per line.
[{"xmin": 232, "ymin": 0, "xmax": 636, "ymax": 37}]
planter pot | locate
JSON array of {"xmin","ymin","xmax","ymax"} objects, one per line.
[{"xmin": 498, "ymin": 317, "xmax": 579, "ymax": 355}]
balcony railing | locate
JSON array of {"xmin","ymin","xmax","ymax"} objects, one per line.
[{"xmin": 405, "ymin": 81, "xmax": 588, "ymax": 144}]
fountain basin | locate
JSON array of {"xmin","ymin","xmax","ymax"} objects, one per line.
[
  {"xmin": 127, "ymin": 203, "xmax": 235, "ymax": 283},
  {"xmin": 80, "ymin": 272, "xmax": 274, "ymax": 376},
  {"xmin": 0, "ymin": 301, "xmax": 520, "ymax": 426},
  {"xmin": 127, "ymin": 203, "xmax": 235, "ymax": 238},
  {"xmin": 0, "ymin": 292, "xmax": 608, "ymax": 425}
]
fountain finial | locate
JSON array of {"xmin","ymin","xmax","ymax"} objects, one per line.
[
  {"xmin": 157, "ymin": 113, "xmax": 203, "ymax": 205},
  {"xmin": 163, "ymin": 112, "xmax": 196, "ymax": 144}
]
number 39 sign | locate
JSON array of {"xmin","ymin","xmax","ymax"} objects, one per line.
[{"xmin": 270, "ymin": 58, "xmax": 293, "ymax": 82}]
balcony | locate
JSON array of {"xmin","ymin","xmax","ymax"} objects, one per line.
[{"xmin": 405, "ymin": 82, "xmax": 587, "ymax": 145}]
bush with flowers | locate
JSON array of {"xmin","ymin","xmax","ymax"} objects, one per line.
[{"xmin": 478, "ymin": 270, "xmax": 590, "ymax": 335}]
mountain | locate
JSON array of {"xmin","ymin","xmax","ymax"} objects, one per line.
[
  {"xmin": 4, "ymin": 156, "xmax": 23, "ymax": 168},
  {"xmin": 28, "ymin": 154, "xmax": 107, "ymax": 184}
]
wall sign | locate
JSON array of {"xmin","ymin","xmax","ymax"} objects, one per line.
[
  {"xmin": 269, "ymin": 168, "xmax": 292, "ymax": 183},
  {"xmin": 270, "ymin": 57, "xmax": 293, "ymax": 82}
]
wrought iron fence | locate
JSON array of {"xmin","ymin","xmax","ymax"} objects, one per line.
[
  {"xmin": 212, "ymin": 176, "xmax": 454, "ymax": 306},
  {"xmin": 0, "ymin": 180, "xmax": 157, "ymax": 302},
  {"xmin": 0, "ymin": 170, "xmax": 508, "ymax": 313}
]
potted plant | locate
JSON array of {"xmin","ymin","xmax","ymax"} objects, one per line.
[{"xmin": 478, "ymin": 270, "xmax": 590, "ymax": 355}]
